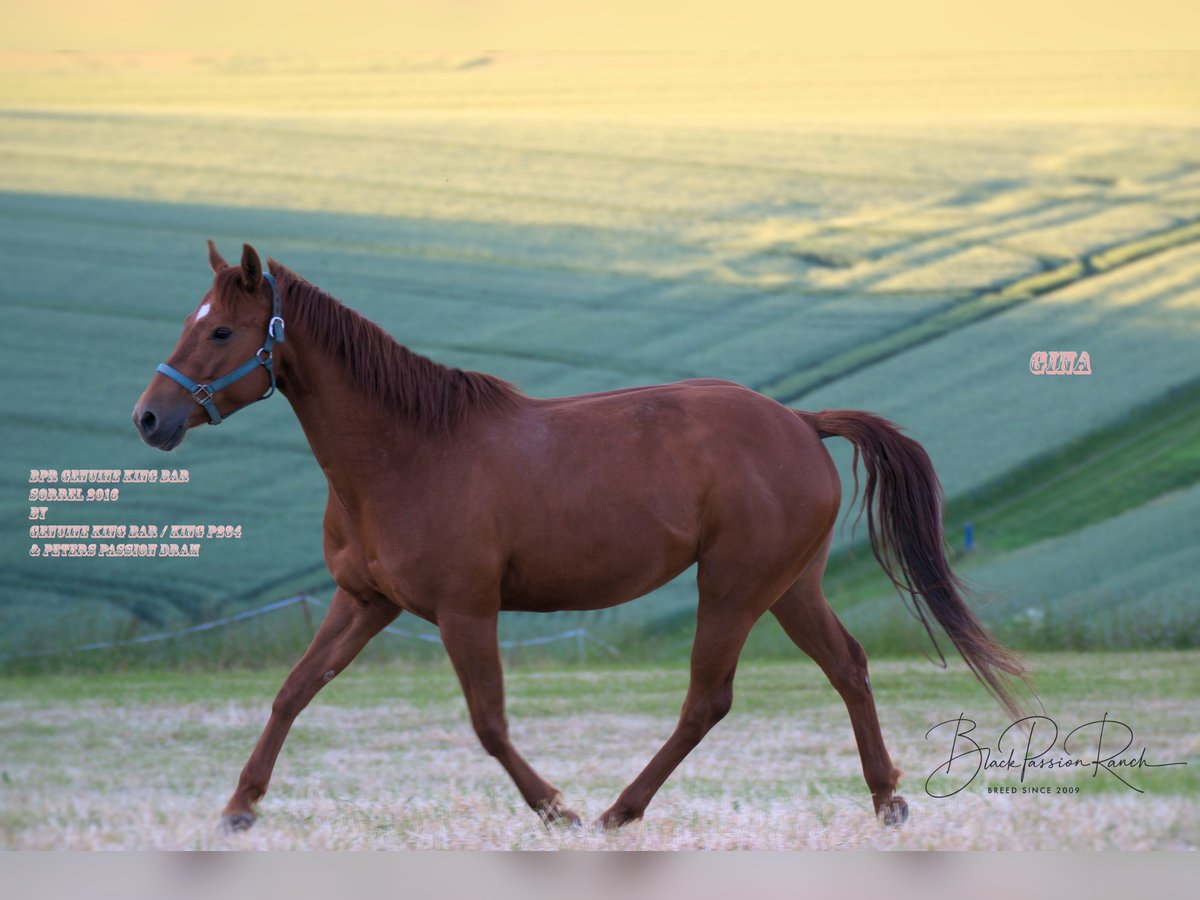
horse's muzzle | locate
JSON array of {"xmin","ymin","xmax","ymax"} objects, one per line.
[{"xmin": 132, "ymin": 403, "xmax": 187, "ymax": 451}]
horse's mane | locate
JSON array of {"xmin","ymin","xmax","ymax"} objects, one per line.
[{"xmin": 265, "ymin": 261, "xmax": 521, "ymax": 434}]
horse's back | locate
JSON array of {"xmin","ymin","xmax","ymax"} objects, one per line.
[{"xmin": 528, "ymin": 377, "xmax": 833, "ymax": 491}]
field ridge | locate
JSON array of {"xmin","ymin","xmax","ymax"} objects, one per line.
[{"xmin": 760, "ymin": 217, "xmax": 1200, "ymax": 403}]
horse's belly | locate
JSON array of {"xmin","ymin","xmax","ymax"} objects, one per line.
[{"xmin": 499, "ymin": 528, "xmax": 695, "ymax": 612}]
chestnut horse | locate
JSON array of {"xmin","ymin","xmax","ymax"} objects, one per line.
[{"xmin": 133, "ymin": 242, "xmax": 1024, "ymax": 833}]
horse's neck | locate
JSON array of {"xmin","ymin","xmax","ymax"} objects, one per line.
[{"xmin": 274, "ymin": 312, "xmax": 413, "ymax": 508}]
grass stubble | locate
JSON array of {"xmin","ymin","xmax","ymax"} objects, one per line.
[{"xmin": 1, "ymin": 652, "xmax": 1195, "ymax": 850}]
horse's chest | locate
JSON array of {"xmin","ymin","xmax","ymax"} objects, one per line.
[
  {"xmin": 322, "ymin": 500, "xmax": 460, "ymax": 619},
  {"xmin": 321, "ymin": 498, "xmax": 381, "ymax": 594}
]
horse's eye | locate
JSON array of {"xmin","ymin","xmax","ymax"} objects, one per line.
[{"xmin": 211, "ymin": 327, "xmax": 233, "ymax": 342}]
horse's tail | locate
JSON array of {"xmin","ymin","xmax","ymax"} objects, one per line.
[{"xmin": 803, "ymin": 408, "xmax": 1028, "ymax": 720}]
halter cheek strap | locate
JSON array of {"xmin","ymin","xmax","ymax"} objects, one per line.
[{"xmin": 156, "ymin": 272, "xmax": 286, "ymax": 425}]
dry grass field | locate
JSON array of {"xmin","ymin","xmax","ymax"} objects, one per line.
[{"xmin": 2, "ymin": 652, "xmax": 1196, "ymax": 850}]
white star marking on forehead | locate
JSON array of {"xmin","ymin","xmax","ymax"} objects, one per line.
[{"xmin": 194, "ymin": 302, "xmax": 211, "ymax": 321}]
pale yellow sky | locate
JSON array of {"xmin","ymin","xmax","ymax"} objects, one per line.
[
  {"xmin": 2, "ymin": 0, "xmax": 1198, "ymax": 52},
  {"xmin": 0, "ymin": 51, "xmax": 1194, "ymax": 120}
]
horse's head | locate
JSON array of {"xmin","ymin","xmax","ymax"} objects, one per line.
[{"xmin": 133, "ymin": 241, "xmax": 285, "ymax": 450}]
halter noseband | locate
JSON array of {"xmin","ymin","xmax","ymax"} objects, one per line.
[{"xmin": 155, "ymin": 272, "xmax": 286, "ymax": 425}]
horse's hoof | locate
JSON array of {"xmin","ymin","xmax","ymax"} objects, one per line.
[
  {"xmin": 220, "ymin": 811, "xmax": 256, "ymax": 833},
  {"xmin": 593, "ymin": 806, "xmax": 639, "ymax": 831},
  {"xmin": 550, "ymin": 808, "xmax": 583, "ymax": 828},
  {"xmin": 537, "ymin": 797, "xmax": 582, "ymax": 827},
  {"xmin": 539, "ymin": 804, "xmax": 582, "ymax": 828},
  {"xmin": 878, "ymin": 796, "xmax": 909, "ymax": 827}
]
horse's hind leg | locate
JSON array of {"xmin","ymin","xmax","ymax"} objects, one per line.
[
  {"xmin": 770, "ymin": 560, "xmax": 908, "ymax": 825},
  {"xmin": 595, "ymin": 572, "xmax": 768, "ymax": 829},
  {"xmin": 438, "ymin": 609, "xmax": 581, "ymax": 826},
  {"xmin": 220, "ymin": 588, "xmax": 399, "ymax": 832}
]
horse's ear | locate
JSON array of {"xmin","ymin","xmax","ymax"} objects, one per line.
[
  {"xmin": 207, "ymin": 239, "xmax": 228, "ymax": 273},
  {"xmin": 240, "ymin": 244, "xmax": 263, "ymax": 292}
]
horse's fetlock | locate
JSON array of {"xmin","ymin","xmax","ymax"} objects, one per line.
[{"xmin": 614, "ymin": 800, "xmax": 644, "ymax": 823}]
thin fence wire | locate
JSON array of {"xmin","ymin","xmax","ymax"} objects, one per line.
[{"xmin": 0, "ymin": 593, "xmax": 619, "ymax": 662}]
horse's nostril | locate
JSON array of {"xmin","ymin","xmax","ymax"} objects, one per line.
[{"xmin": 139, "ymin": 409, "xmax": 158, "ymax": 434}]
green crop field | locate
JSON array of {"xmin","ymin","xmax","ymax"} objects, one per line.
[{"xmin": 2, "ymin": 53, "xmax": 1199, "ymax": 667}]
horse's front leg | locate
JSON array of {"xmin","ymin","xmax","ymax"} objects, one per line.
[
  {"xmin": 220, "ymin": 588, "xmax": 399, "ymax": 832},
  {"xmin": 438, "ymin": 609, "xmax": 581, "ymax": 826}
]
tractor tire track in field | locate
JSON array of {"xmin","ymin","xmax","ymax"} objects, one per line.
[{"xmin": 760, "ymin": 217, "xmax": 1200, "ymax": 404}]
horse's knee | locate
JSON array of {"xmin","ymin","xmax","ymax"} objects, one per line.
[
  {"xmin": 272, "ymin": 666, "xmax": 340, "ymax": 720},
  {"xmin": 271, "ymin": 682, "xmax": 306, "ymax": 720},
  {"xmin": 710, "ymin": 681, "xmax": 734, "ymax": 725},
  {"xmin": 680, "ymin": 682, "xmax": 734, "ymax": 738}
]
